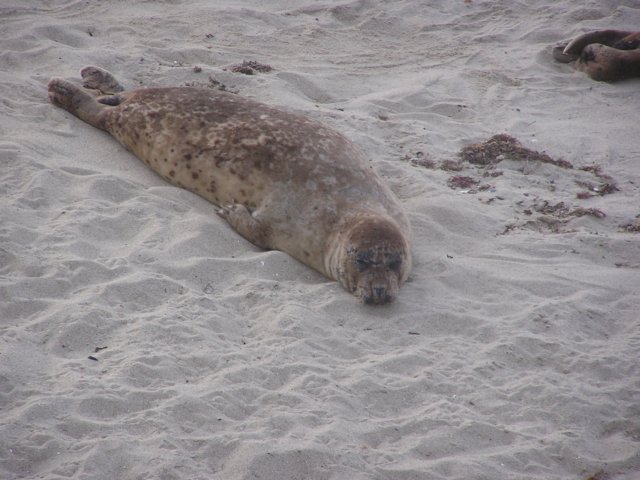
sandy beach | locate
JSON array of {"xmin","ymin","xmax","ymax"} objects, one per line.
[{"xmin": 1, "ymin": 1, "xmax": 639, "ymax": 479}]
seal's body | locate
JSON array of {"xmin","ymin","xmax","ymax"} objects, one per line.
[
  {"xmin": 553, "ymin": 30, "xmax": 640, "ymax": 81},
  {"xmin": 48, "ymin": 67, "xmax": 412, "ymax": 304}
]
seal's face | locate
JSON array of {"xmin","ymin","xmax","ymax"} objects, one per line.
[{"xmin": 338, "ymin": 217, "xmax": 411, "ymax": 305}]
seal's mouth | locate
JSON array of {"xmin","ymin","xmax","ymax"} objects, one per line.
[
  {"xmin": 361, "ymin": 288, "xmax": 394, "ymax": 305},
  {"xmin": 356, "ymin": 275, "xmax": 399, "ymax": 305}
]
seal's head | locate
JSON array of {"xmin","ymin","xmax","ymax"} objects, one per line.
[{"xmin": 328, "ymin": 215, "xmax": 411, "ymax": 305}]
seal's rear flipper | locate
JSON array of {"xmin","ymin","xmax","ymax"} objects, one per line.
[
  {"xmin": 80, "ymin": 66, "xmax": 125, "ymax": 94},
  {"xmin": 552, "ymin": 43, "xmax": 578, "ymax": 63},
  {"xmin": 48, "ymin": 78, "xmax": 109, "ymax": 130},
  {"xmin": 614, "ymin": 32, "xmax": 640, "ymax": 51},
  {"xmin": 563, "ymin": 30, "xmax": 634, "ymax": 56}
]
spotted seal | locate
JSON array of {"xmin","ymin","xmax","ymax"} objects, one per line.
[
  {"xmin": 48, "ymin": 67, "xmax": 412, "ymax": 304},
  {"xmin": 553, "ymin": 29, "xmax": 640, "ymax": 81}
]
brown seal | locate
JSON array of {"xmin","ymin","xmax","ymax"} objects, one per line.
[
  {"xmin": 553, "ymin": 30, "xmax": 640, "ymax": 81},
  {"xmin": 47, "ymin": 67, "xmax": 412, "ymax": 304}
]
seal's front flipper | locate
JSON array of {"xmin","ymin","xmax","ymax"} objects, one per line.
[
  {"xmin": 217, "ymin": 203, "xmax": 273, "ymax": 249},
  {"xmin": 81, "ymin": 66, "xmax": 125, "ymax": 94}
]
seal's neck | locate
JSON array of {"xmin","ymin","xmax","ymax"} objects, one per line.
[{"xmin": 323, "ymin": 226, "xmax": 349, "ymax": 285}]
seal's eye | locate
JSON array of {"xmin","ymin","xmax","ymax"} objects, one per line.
[
  {"xmin": 387, "ymin": 258, "xmax": 402, "ymax": 272},
  {"xmin": 356, "ymin": 257, "xmax": 371, "ymax": 271},
  {"xmin": 385, "ymin": 253, "xmax": 402, "ymax": 272}
]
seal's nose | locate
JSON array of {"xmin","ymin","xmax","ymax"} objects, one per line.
[
  {"xmin": 363, "ymin": 286, "xmax": 393, "ymax": 305},
  {"xmin": 374, "ymin": 286, "xmax": 387, "ymax": 300}
]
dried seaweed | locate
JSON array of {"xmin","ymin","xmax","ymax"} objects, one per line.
[
  {"xmin": 230, "ymin": 60, "xmax": 273, "ymax": 75},
  {"xmin": 460, "ymin": 134, "xmax": 573, "ymax": 169}
]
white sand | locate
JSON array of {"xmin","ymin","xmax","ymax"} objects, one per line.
[{"xmin": 1, "ymin": 1, "xmax": 640, "ymax": 479}]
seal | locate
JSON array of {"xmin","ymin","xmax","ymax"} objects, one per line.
[
  {"xmin": 552, "ymin": 29, "xmax": 640, "ymax": 81},
  {"xmin": 47, "ymin": 67, "xmax": 412, "ymax": 304}
]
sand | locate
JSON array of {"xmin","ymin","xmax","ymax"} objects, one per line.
[{"xmin": 1, "ymin": 1, "xmax": 639, "ymax": 479}]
